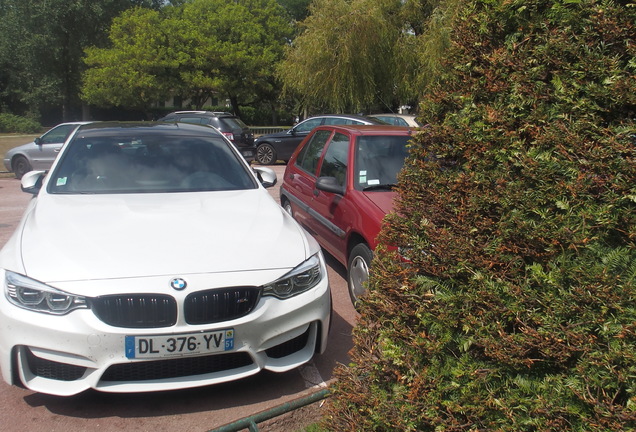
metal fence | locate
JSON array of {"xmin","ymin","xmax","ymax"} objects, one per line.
[
  {"xmin": 250, "ymin": 126, "xmax": 290, "ymax": 137},
  {"xmin": 209, "ymin": 388, "xmax": 330, "ymax": 432}
]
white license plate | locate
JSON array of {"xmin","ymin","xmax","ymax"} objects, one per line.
[{"xmin": 125, "ymin": 329, "xmax": 234, "ymax": 359}]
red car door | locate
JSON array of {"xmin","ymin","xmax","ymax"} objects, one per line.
[
  {"xmin": 307, "ymin": 131, "xmax": 352, "ymax": 264},
  {"xmin": 283, "ymin": 129, "xmax": 332, "ymax": 234}
]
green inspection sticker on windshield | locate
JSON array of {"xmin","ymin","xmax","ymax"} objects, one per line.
[{"xmin": 56, "ymin": 177, "xmax": 67, "ymax": 186}]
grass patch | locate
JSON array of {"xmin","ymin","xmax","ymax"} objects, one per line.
[{"xmin": 0, "ymin": 134, "xmax": 39, "ymax": 155}]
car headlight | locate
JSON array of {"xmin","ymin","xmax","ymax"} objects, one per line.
[
  {"xmin": 263, "ymin": 253, "xmax": 324, "ymax": 299},
  {"xmin": 4, "ymin": 271, "xmax": 87, "ymax": 315}
]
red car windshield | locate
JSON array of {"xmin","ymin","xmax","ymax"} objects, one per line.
[{"xmin": 354, "ymin": 135, "xmax": 411, "ymax": 190}]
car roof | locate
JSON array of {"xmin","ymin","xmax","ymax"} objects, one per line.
[
  {"xmin": 307, "ymin": 114, "xmax": 385, "ymax": 124},
  {"xmin": 53, "ymin": 121, "xmax": 92, "ymax": 126},
  {"xmin": 163, "ymin": 111, "xmax": 235, "ymax": 117},
  {"xmin": 74, "ymin": 121, "xmax": 224, "ymax": 137},
  {"xmin": 369, "ymin": 113, "xmax": 416, "ymax": 118},
  {"xmin": 312, "ymin": 124, "xmax": 414, "ymax": 136}
]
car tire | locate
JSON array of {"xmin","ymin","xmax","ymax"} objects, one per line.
[
  {"xmin": 12, "ymin": 155, "xmax": 32, "ymax": 179},
  {"xmin": 282, "ymin": 199, "xmax": 293, "ymax": 216},
  {"xmin": 256, "ymin": 143, "xmax": 276, "ymax": 165},
  {"xmin": 347, "ymin": 243, "xmax": 373, "ymax": 308}
]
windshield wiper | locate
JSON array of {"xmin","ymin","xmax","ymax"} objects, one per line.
[{"xmin": 362, "ymin": 183, "xmax": 396, "ymax": 191}]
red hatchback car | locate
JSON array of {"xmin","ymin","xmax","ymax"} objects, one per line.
[{"xmin": 280, "ymin": 124, "xmax": 414, "ymax": 306}]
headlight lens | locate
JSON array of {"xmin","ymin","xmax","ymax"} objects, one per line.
[
  {"xmin": 5, "ymin": 271, "xmax": 87, "ymax": 315},
  {"xmin": 263, "ymin": 253, "xmax": 324, "ymax": 299}
]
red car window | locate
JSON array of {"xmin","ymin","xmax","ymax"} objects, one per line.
[
  {"xmin": 296, "ymin": 129, "xmax": 332, "ymax": 175},
  {"xmin": 318, "ymin": 132, "xmax": 349, "ymax": 187}
]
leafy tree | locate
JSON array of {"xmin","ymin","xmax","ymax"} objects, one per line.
[
  {"xmin": 82, "ymin": 0, "xmax": 294, "ymax": 118},
  {"xmin": 325, "ymin": 0, "xmax": 636, "ymax": 430},
  {"xmin": 0, "ymin": 0, "xmax": 158, "ymax": 122},
  {"xmin": 83, "ymin": 8, "xmax": 176, "ymax": 111},
  {"xmin": 277, "ymin": 0, "xmax": 312, "ymax": 21},
  {"xmin": 277, "ymin": 0, "xmax": 439, "ymax": 113}
]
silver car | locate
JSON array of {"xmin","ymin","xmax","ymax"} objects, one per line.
[{"xmin": 3, "ymin": 122, "xmax": 88, "ymax": 179}]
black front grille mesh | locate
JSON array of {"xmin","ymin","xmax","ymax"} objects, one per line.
[
  {"xmin": 265, "ymin": 326, "xmax": 310, "ymax": 359},
  {"xmin": 91, "ymin": 294, "xmax": 177, "ymax": 328},
  {"xmin": 101, "ymin": 352, "xmax": 253, "ymax": 381},
  {"xmin": 26, "ymin": 349, "xmax": 86, "ymax": 381},
  {"xmin": 185, "ymin": 287, "xmax": 260, "ymax": 324},
  {"xmin": 90, "ymin": 287, "xmax": 261, "ymax": 328}
]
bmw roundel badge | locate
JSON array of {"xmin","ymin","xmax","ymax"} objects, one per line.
[{"xmin": 170, "ymin": 278, "xmax": 187, "ymax": 290}]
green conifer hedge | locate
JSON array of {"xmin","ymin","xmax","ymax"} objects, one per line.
[{"xmin": 326, "ymin": 0, "xmax": 635, "ymax": 430}]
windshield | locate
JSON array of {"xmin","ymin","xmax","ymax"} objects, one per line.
[
  {"xmin": 48, "ymin": 133, "xmax": 257, "ymax": 194},
  {"xmin": 354, "ymin": 135, "xmax": 410, "ymax": 190}
]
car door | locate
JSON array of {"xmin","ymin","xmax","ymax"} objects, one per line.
[
  {"xmin": 285, "ymin": 129, "xmax": 332, "ymax": 235},
  {"xmin": 308, "ymin": 131, "xmax": 351, "ymax": 264},
  {"xmin": 30, "ymin": 124, "xmax": 78, "ymax": 170},
  {"xmin": 277, "ymin": 117, "xmax": 324, "ymax": 160}
]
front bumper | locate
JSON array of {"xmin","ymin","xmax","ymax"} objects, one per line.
[{"xmin": 0, "ymin": 268, "xmax": 330, "ymax": 396}]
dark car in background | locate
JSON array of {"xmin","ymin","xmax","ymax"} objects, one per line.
[
  {"xmin": 280, "ymin": 124, "xmax": 414, "ymax": 307},
  {"xmin": 3, "ymin": 122, "xmax": 88, "ymax": 179},
  {"xmin": 158, "ymin": 111, "xmax": 255, "ymax": 162},
  {"xmin": 254, "ymin": 114, "xmax": 385, "ymax": 165}
]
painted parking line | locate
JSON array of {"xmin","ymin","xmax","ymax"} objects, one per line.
[{"xmin": 299, "ymin": 361, "xmax": 327, "ymax": 389}]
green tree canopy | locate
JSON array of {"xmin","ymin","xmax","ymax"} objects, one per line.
[
  {"xmin": 82, "ymin": 0, "xmax": 294, "ymax": 117},
  {"xmin": 277, "ymin": 0, "xmax": 439, "ymax": 113},
  {"xmin": 82, "ymin": 7, "xmax": 176, "ymax": 111},
  {"xmin": 0, "ymin": 0, "xmax": 163, "ymax": 121},
  {"xmin": 326, "ymin": 0, "xmax": 636, "ymax": 430},
  {"xmin": 277, "ymin": 0, "xmax": 312, "ymax": 21}
]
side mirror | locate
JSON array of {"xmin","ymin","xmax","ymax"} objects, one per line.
[
  {"xmin": 21, "ymin": 170, "xmax": 45, "ymax": 195},
  {"xmin": 253, "ymin": 166, "xmax": 277, "ymax": 188},
  {"xmin": 316, "ymin": 176, "xmax": 345, "ymax": 195},
  {"xmin": 34, "ymin": 137, "xmax": 41, "ymax": 145},
  {"xmin": 287, "ymin": 128, "xmax": 296, "ymax": 136}
]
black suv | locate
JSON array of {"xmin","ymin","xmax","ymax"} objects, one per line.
[
  {"xmin": 158, "ymin": 111, "xmax": 256, "ymax": 162},
  {"xmin": 253, "ymin": 114, "xmax": 386, "ymax": 165}
]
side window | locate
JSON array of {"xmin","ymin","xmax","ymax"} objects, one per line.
[
  {"xmin": 318, "ymin": 133, "xmax": 349, "ymax": 187},
  {"xmin": 295, "ymin": 118, "xmax": 323, "ymax": 133},
  {"xmin": 323, "ymin": 117, "xmax": 357, "ymax": 126},
  {"xmin": 296, "ymin": 130, "xmax": 332, "ymax": 175},
  {"xmin": 376, "ymin": 116, "xmax": 399, "ymax": 125},
  {"xmin": 178, "ymin": 117, "xmax": 206, "ymax": 125},
  {"xmin": 323, "ymin": 117, "xmax": 344, "ymax": 126},
  {"xmin": 39, "ymin": 124, "xmax": 76, "ymax": 145}
]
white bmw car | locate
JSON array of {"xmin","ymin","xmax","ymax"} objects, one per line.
[{"xmin": 0, "ymin": 122, "xmax": 331, "ymax": 396}]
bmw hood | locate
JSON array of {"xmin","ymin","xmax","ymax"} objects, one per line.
[{"xmin": 17, "ymin": 190, "xmax": 312, "ymax": 283}]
